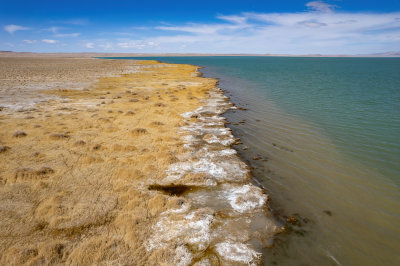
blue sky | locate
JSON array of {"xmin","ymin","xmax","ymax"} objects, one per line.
[{"xmin": 1, "ymin": 0, "xmax": 399, "ymax": 54}]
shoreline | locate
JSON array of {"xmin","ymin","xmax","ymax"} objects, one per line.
[
  {"xmin": 2, "ymin": 51, "xmax": 400, "ymax": 58},
  {"xmin": 0, "ymin": 57, "xmax": 282, "ymax": 265},
  {"xmin": 193, "ymin": 57, "xmax": 400, "ymax": 265}
]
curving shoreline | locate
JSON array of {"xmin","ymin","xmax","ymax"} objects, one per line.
[
  {"xmin": 0, "ymin": 57, "xmax": 281, "ymax": 265},
  {"xmin": 146, "ymin": 70, "xmax": 283, "ymax": 264}
]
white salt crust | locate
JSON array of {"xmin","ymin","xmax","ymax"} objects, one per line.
[
  {"xmin": 146, "ymin": 87, "xmax": 277, "ymax": 264},
  {"xmin": 162, "ymin": 157, "xmax": 249, "ymax": 185},
  {"xmin": 215, "ymin": 241, "xmax": 261, "ymax": 265},
  {"xmin": 145, "ymin": 208, "xmax": 214, "ymax": 252},
  {"xmin": 223, "ymin": 184, "xmax": 268, "ymax": 213},
  {"xmin": 173, "ymin": 245, "xmax": 193, "ymax": 266},
  {"xmin": 193, "ymin": 258, "xmax": 211, "ymax": 266},
  {"xmin": 164, "ymin": 201, "xmax": 191, "ymax": 214}
]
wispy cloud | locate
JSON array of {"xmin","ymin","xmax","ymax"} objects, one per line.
[
  {"xmin": 22, "ymin": 39, "xmax": 37, "ymax": 44},
  {"xmin": 131, "ymin": 26, "xmax": 151, "ymax": 30},
  {"xmin": 216, "ymin": 14, "xmax": 248, "ymax": 24},
  {"xmin": 2, "ymin": 1, "xmax": 399, "ymax": 54},
  {"xmin": 85, "ymin": 42, "xmax": 94, "ymax": 48},
  {"xmin": 40, "ymin": 26, "xmax": 80, "ymax": 37},
  {"xmin": 297, "ymin": 20, "xmax": 328, "ymax": 28},
  {"xmin": 4, "ymin": 24, "xmax": 30, "ymax": 34},
  {"xmin": 54, "ymin": 33, "xmax": 80, "ymax": 37},
  {"xmin": 140, "ymin": 2, "xmax": 400, "ymax": 54},
  {"xmin": 63, "ymin": 18, "xmax": 89, "ymax": 25},
  {"xmin": 116, "ymin": 40, "xmax": 157, "ymax": 49},
  {"xmin": 99, "ymin": 43, "xmax": 113, "ymax": 50},
  {"xmin": 156, "ymin": 22, "xmax": 249, "ymax": 35},
  {"xmin": 306, "ymin": 1, "xmax": 336, "ymax": 13},
  {"xmin": 156, "ymin": 24, "xmax": 221, "ymax": 34},
  {"xmin": 46, "ymin": 26, "xmax": 60, "ymax": 33},
  {"xmin": 41, "ymin": 39, "xmax": 59, "ymax": 44}
]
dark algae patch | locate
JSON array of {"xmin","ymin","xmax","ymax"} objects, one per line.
[{"xmin": 148, "ymin": 184, "xmax": 196, "ymax": 196}]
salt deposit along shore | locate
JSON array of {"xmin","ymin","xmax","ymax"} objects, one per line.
[{"xmin": 0, "ymin": 56, "xmax": 283, "ymax": 265}]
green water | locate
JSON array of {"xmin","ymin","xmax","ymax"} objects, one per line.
[
  {"xmin": 117, "ymin": 56, "xmax": 400, "ymax": 183},
  {"xmin": 106, "ymin": 56, "xmax": 400, "ymax": 264}
]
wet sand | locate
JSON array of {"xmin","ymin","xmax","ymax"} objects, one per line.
[{"xmin": 0, "ymin": 56, "xmax": 280, "ymax": 265}]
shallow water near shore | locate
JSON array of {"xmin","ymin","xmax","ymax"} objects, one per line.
[{"xmin": 108, "ymin": 56, "xmax": 400, "ymax": 265}]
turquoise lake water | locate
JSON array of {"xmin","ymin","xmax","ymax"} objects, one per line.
[
  {"xmin": 123, "ymin": 56, "xmax": 400, "ymax": 183},
  {"xmin": 107, "ymin": 56, "xmax": 400, "ymax": 265}
]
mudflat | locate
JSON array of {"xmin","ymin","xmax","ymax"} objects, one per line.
[{"xmin": 0, "ymin": 57, "xmax": 140, "ymax": 109}]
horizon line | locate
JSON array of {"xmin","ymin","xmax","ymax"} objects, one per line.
[{"xmin": 1, "ymin": 50, "xmax": 400, "ymax": 58}]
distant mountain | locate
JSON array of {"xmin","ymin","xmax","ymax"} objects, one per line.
[
  {"xmin": 362, "ymin": 51, "xmax": 400, "ymax": 57},
  {"xmin": 1, "ymin": 51, "xmax": 400, "ymax": 57}
]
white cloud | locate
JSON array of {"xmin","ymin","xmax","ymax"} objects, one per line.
[
  {"xmin": 11, "ymin": 1, "xmax": 397, "ymax": 55},
  {"xmin": 297, "ymin": 20, "xmax": 327, "ymax": 28},
  {"xmin": 117, "ymin": 40, "xmax": 158, "ymax": 49},
  {"xmin": 98, "ymin": 42, "xmax": 113, "ymax": 50},
  {"xmin": 156, "ymin": 22, "xmax": 249, "ymax": 35},
  {"xmin": 73, "ymin": 5, "xmax": 400, "ymax": 54},
  {"xmin": 216, "ymin": 15, "xmax": 247, "ymax": 24},
  {"xmin": 131, "ymin": 26, "xmax": 151, "ymax": 30},
  {"xmin": 144, "ymin": 10, "xmax": 400, "ymax": 54},
  {"xmin": 46, "ymin": 26, "xmax": 60, "ymax": 33},
  {"xmin": 41, "ymin": 39, "xmax": 59, "ymax": 44},
  {"xmin": 85, "ymin": 42, "xmax": 94, "ymax": 48},
  {"xmin": 22, "ymin": 40, "xmax": 37, "ymax": 44},
  {"xmin": 156, "ymin": 25, "xmax": 221, "ymax": 34},
  {"xmin": 4, "ymin": 24, "xmax": 30, "ymax": 34},
  {"xmin": 306, "ymin": 1, "xmax": 336, "ymax": 13},
  {"xmin": 54, "ymin": 33, "xmax": 80, "ymax": 37},
  {"xmin": 63, "ymin": 19, "xmax": 89, "ymax": 25}
]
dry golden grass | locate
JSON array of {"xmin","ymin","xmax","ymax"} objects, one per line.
[{"xmin": 0, "ymin": 58, "xmax": 216, "ymax": 265}]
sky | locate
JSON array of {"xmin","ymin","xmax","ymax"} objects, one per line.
[{"xmin": 1, "ymin": 0, "xmax": 400, "ymax": 54}]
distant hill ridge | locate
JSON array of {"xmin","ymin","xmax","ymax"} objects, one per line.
[{"xmin": 1, "ymin": 51, "xmax": 400, "ymax": 57}]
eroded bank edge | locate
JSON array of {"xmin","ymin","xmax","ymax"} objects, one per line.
[{"xmin": 145, "ymin": 65, "xmax": 284, "ymax": 265}]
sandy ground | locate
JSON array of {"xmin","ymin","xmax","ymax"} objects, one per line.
[
  {"xmin": 0, "ymin": 57, "xmax": 139, "ymax": 110},
  {"xmin": 0, "ymin": 57, "xmax": 280, "ymax": 265}
]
